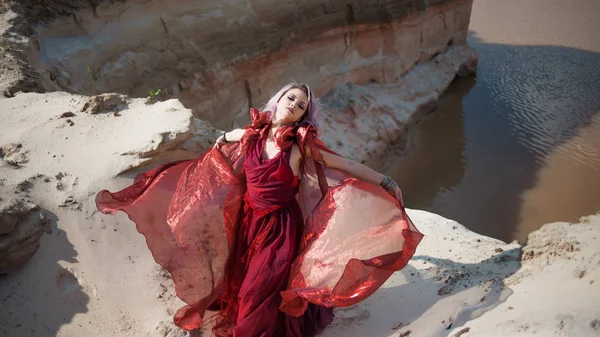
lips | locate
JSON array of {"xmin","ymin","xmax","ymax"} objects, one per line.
[{"xmin": 287, "ymin": 107, "xmax": 294, "ymax": 114}]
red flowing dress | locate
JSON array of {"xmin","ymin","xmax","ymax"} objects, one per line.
[
  {"xmin": 96, "ymin": 108, "xmax": 423, "ymax": 336},
  {"xmin": 214, "ymin": 132, "xmax": 333, "ymax": 336}
]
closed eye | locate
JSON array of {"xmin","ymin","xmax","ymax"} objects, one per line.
[{"xmin": 288, "ymin": 94, "xmax": 307, "ymax": 110}]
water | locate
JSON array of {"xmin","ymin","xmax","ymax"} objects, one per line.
[{"xmin": 389, "ymin": 32, "xmax": 600, "ymax": 243}]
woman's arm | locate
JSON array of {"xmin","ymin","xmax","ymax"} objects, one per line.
[
  {"xmin": 318, "ymin": 150, "xmax": 404, "ymax": 203},
  {"xmin": 215, "ymin": 128, "xmax": 245, "ymax": 146},
  {"xmin": 320, "ymin": 150, "xmax": 385, "ymax": 185}
]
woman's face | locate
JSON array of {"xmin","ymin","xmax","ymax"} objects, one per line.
[{"xmin": 274, "ymin": 88, "xmax": 309, "ymax": 125}]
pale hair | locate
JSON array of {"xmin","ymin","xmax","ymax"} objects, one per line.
[{"xmin": 260, "ymin": 82, "xmax": 320, "ymax": 131}]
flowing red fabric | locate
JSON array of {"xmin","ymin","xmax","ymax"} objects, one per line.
[
  {"xmin": 212, "ymin": 133, "xmax": 334, "ymax": 336},
  {"xmin": 96, "ymin": 108, "xmax": 423, "ymax": 335}
]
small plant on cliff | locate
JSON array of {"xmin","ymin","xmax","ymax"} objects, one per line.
[{"xmin": 146, "ymin": 88, "xmax": 162, "ymax": 104}]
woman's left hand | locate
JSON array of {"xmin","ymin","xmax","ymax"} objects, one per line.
[{"xmin": 387, "ymin": 186, "xmax": 404, "ymax": 205}]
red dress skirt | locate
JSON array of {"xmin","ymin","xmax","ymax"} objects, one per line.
[{"xmin": 213, "ymin": 134, "xmax": 333, "ymax": 336}]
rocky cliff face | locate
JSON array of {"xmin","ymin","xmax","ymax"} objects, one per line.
[{"xmin": 2, "ymin": 0, "xmax": 473, "ymax": 129}]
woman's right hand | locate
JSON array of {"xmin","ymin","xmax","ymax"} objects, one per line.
[
  {"xmin": 214, "ymin": 134, "xmax": 227, "ymax": 148},
  {"xmin": 214, "ymin": 128, "xmax": 244, "ymax": 148}
]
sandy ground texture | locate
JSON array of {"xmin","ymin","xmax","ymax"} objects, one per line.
[{"xmin": 322, "ymin": 212, "xmax": 600, "ymax": 337}]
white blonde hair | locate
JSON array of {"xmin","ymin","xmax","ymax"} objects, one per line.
[{"xmin": 260, "ymin": 82, "xmax": 320, "ymax": 131}]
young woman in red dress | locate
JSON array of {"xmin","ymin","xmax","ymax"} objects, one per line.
[{"xmin": 96, "ymin": 83, "xmax": 422, "ymax": 337}]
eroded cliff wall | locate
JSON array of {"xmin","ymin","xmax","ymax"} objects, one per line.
[{"xmin": 2, "ymin": 0, "xmax": 473, "ymax": 128}]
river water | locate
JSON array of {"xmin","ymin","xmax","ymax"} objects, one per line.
[{"xmin": 390, "ymin": 0, "xmax": 600, "ymax": 242}]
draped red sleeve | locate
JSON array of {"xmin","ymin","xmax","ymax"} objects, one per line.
[{"xmin": 96, "ymin": 108, "xmax": 422, "ymax": 330}]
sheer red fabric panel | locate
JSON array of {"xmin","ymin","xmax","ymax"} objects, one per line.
[
  {"xmin": 281, "ymin": 174, "xmax": 423, "ymax": 316},
  {"xmin": 96, "ymin": 147, "xmax": 244, "ymax": 330}
]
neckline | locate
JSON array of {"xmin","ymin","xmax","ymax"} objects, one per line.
[{"xmin": 260, "ymin": 136, "xmax": 283, "ymax": 163}]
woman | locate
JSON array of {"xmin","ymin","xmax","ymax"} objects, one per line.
[{"xmin": 96, "ymin": 83, "xmax": 422, "ymax": 337}]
